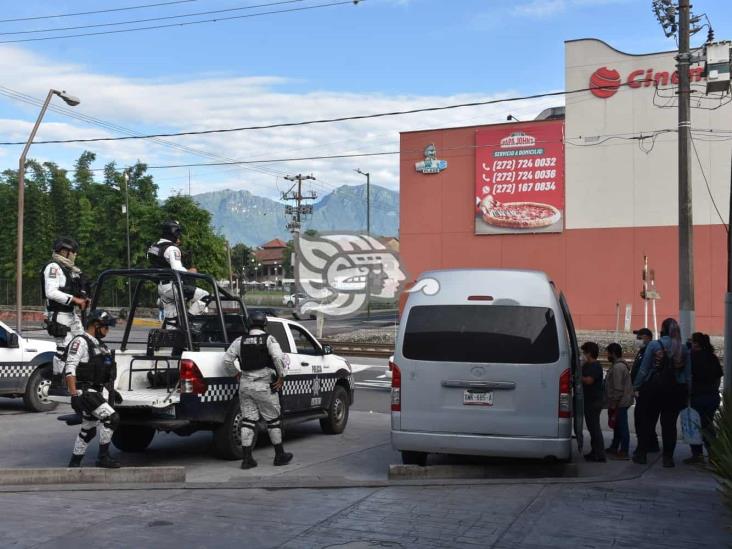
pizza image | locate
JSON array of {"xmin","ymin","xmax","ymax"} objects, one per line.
[{"xmin": 479, "ymin": 196, "xmax": 561, "ymax": 229}]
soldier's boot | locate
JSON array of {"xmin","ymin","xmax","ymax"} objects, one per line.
[
  {"xmin": 241, "ymin": 446, "xmax": 258, "ymax": 470},
  {"xmin": 273, "ymin": 444, "xmax": 293, "ymax": 466},
  {"xmin": 95, "ymin": 443, "xmax": 121, "ymax": 469},
  {"xmin": 68, "ymin": 454, "xmax": 83, "ymax": 468}
]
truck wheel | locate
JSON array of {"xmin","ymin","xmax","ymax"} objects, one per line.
[
  {"xmin": 401, "ymin": 451, "xmax": 428, "ymax": 466},
  {"xmin": 23, "ymin": 365, "xmax": 57, "ymax": 413},
  {"xmin": 112, "ymin": 426, "xmax": 156, "ymax": 452},
  {"xmin": 213, "ymin": 400, "xmax": 244, "ymax": 460},
  {"xmin": 320, "ymin": 385, "xmax": 349, "ymax": 434}
]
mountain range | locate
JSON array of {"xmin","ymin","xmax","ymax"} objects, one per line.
[{"xmin": 193, "ymin": 183, "xmax": 399, "ymax": 247}]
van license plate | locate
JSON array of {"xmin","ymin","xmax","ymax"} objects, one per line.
[{"xmin": 464, "ymin": 390, "xmax": 493, "ymax": 406}]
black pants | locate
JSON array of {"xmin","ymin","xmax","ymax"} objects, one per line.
[
  {"xmin": 634, "ymin": 393, "xmax": 659, "ymax": 450},
  {"xmin": 584, "ymin": 401, "xmax": 605, "ymax": 459},
  {"xmin": 638, "ymin": 386, "xmax": 686, "ymax": 458}
]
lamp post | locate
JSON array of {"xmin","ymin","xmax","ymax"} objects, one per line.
[
  {"xmin": 16, "ymin": 89, "xmax": 80, "ymax": 333},
  {"xmin": 355, "ymin": 168, "xmax": 371, "ymax": 319},
  {"xmin": 122, "ymin": 170, "xmax": 131, "ymax": 310}
]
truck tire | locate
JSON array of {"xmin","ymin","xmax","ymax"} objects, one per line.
[
  {"xmin": 320, "ymin": 385, "xmax": 349, "ymax": 434},
  {"xmin": 213, "ymin": 400, "xmax": 244, "ymax": 460},
  {"xmin": 23, "ymin": 365, "xmax": 57, "ymax": 413},
  {"xmin": 401, "ymin": 451, "xmax": 428, "ymax": 466},
  {"xmin": 112, "ymin": 426, "xmax": 156, "ymax": 452}
]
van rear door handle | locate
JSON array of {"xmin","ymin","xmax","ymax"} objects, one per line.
[
  {"xmin": 301, "ymin": 362, "xmax": 310, "ymax": 367},
  {"xmin": 441, "ymin": 380, "xmax": 516, "ymax": 390}
]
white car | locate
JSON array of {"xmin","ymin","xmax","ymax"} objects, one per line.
[
  {"xmin": 0, "ymin": 321, "xmax": 58, "ymax": 412},
  {"xmin": 283, "ymin": 293, "xmax": 307, "ymax": 307}
]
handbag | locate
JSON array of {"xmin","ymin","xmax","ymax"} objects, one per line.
[{"xmin": 680, "ymin": 406, "xmax": 703, "ymax": 445}]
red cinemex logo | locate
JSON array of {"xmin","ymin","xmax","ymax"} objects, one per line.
[
  {"xmin": 590, "ymin": 67, "xmax": 621, "ymax": 98},
  {"xmin": 589, "ymin": 65, "xmax": 705, "ymax": 99}
]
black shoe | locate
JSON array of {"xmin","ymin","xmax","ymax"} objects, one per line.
[
  {"xmin": 95, "ymin": 455, "xmax": 121, "ymax": 469},
  {"xmin": 662, "ymin": 456, "xmax": 675, "ymax": 468},
  {"xmin": 584, "ymin": 453, "xmax": 600, "ymax": 462},
  {"xmin": 68, "ymin": 454, "xmax": 83, "ymax": 468},
  {"xmin": 632, "ymin": 453, "xmax": 647, "ymax": 465},
  {"xmin": 273, "ymin": 444, "xmax": 293, "ymax": 466},
  {"xmin": 273, "ymin": 452, "xmax": 293, "ymax": 466},
  {"xmin": 605, "ymin": 446, "xmax": 618, "ymax": 455},
  {"xmin": 240, "ymin": 446, "xmax": 257, "ymax": 470},
  {"xmin": 648, "ymin": 443, "xmax": 661, "ymax": 453}
]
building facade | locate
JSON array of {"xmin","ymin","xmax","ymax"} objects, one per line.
[{"xmin": 399, "ymin": 39, "xmax": 729, "ymax": 334}]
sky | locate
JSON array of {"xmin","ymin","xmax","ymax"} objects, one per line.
[{"xmin": 0, "ymin": 0, "xmax": 730, "ymax": 201}]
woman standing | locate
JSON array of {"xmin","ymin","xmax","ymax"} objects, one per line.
[
  {"xmin": 684, "ymin": 333, "xmax": 723, "ymax": 465},
  {"xmin": 633, "ymin": 318, "xmax": 691, "ymax": 468}
]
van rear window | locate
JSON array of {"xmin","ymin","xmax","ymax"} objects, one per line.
[{"xmin": 403, "ymin": 305, "xmax": 559, "ymax": 364}]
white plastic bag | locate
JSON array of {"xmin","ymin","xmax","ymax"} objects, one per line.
[{"xmin": 680, "ymin": 407, "xmax": 703, "ymax": 446}]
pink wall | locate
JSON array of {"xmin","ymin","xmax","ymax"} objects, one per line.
[{"xmin": 399, "ymin": 123, "xmax": 727, "ymax": 334}]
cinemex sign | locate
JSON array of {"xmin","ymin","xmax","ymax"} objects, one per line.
[{"xmin": 589, "ymin": 65, "xmax": 705, "ymax": 98}]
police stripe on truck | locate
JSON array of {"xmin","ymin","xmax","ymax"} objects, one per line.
[{"xmin": 0, "ymin": 363, "xmax": 35, "ymax": 378}]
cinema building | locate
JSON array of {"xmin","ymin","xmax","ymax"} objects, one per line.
[{"xmin": 399, "ymin": 39, "xmax": 730, "ymax": 334}]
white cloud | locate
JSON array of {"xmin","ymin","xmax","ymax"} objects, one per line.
[{"xmin": 0, "ymin": 45, "xmax": 562, "ymax": 200}]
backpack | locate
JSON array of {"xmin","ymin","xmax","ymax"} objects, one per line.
[{"xmin": 645, "ymin": 340, "xmax": 680, "ymax": 395}]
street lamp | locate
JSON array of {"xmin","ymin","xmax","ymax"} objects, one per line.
[
  {"xmin": 355, "ymin": 168, "xmax": 371, "ymax": 320},
  {"xmin": 122, "ymin": 170, "xmax": 132, "ymax": 310},
  {"xmin": 16, "ymin": 89, "xmax": 80, "ymax": 332}
]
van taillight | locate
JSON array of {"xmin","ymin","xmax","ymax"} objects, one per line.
[
  {"xmin": 558, "ymin": 368, "xmax": 571, "ymax": 418},
  {"xmin": 180, "ymin": 359, "xmax": 208, "ymax": 395},
  {"xmin": 390, "ymin": 361, "xmax": 401, "ymax": 412}
]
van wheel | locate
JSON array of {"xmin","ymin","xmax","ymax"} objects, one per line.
[
  {"xmin": 213, "ymin": 399, "xmax": 244, "ymax": 460},
  {"xmin": 112, "ymin": 426, "xmax": 156, "ymax": 452},
  {"xmin": 320, "ymin": 386, "xmax": 349, "ymax": 434},
  {"xmin": 401, "ymin": 451, "xmax": 428, "ymax": 466},
  {"xmin": 23, "ymin": 366, "xmax": 57, "ymax": 413}
]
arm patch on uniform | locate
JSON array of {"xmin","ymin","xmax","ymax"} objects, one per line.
[
  {"xmin": 48, "ymin": 267, "xmax": 57, "ymax": 278},
  {"xmin": 69, "ymin": 339, "xmax": 81, "ymax": 355},
  {"xmin": 174, "ymin": 250, "xmax": 181, "ymax": 260}
]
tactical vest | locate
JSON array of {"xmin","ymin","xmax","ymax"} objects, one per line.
[
  {"xmin": 240, "ymin": 333, "xmax": 274, "ymax": 371},
  {"xmin": 40, "ymin": 261, "xmax": 83, "ymax": 313},
  {"xmin": 74, "ymin": 334, "xmax": 116, "ymax": 387},
  {"xmin": 147, "ymin": 240, "xmax": 175, "ymax": 268}
]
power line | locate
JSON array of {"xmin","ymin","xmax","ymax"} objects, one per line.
[
  {"xmin": 0, "ymin": 0, "xmax": 362, "ymax": 44},
  {"xmin": 0, "ymin": 79, "xmax": 658, "ymax": 146},
  {"xmin": 0, "ymin": 0, "xmax": 197, "ymax": 23},
  {"xmin": 690, "ymin": 134, "xmax": 728, "ymax": 232},
  {"xmin": 0, "ymin": 0, "xmax": 305, "ymax": 36}
]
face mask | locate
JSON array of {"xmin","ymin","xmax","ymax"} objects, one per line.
[
  {"xmin": 66, "ymin": 251, "xmax": 77, "ymax": 265},
  {"xmin": 94, "ymin": 326, "xmax": 107, "ymax": 340}
]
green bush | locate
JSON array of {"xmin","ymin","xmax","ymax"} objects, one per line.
[{"xmin": 711, "ymin": 391, "xmax": 732, "ymax": 517}]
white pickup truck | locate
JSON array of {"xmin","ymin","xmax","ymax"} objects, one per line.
[
  {"xmin": 51, "ymin": 269, "xmax": 355, "ymax": 460},
  {"xmin": 0, "ymin": 320, "xmax": 57, "ymax": 412}
]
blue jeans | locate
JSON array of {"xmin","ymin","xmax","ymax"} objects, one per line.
[{"xmin": 610, "ymin": 407, "xmax": 630, "ymax": 453}]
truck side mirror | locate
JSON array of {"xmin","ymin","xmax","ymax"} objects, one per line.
[
  {"xmin": 322, "ymin": 344, "xmax": 332, "ymax": 355},
  {"xmin": 7, "ymin": 333, "xmax": 19, "ymax": 348}
]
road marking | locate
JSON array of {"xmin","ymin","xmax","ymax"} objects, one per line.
[{"xmin": 349, "ymin": 363, "xmax": 386, "ymax": 373}]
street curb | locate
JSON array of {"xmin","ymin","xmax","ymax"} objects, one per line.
[
  {"xmin": 387, "ymin": 463, "xmax": 579, "ymax": 480},
  {"xmin": 0, "ymin": 467, "xmax": 185, "ymax": 486}
]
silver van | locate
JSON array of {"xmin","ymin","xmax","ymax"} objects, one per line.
[{"xmin": 391, "ymin": 269, "xmax": 584, "ymax": 465}]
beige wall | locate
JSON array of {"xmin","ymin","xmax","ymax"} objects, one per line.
[{"xmin": 565, "ymin": 39, "xmax": 731, "ymax": 230}]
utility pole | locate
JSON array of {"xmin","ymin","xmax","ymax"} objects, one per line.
[
  {"xmin": 123, "ymin": 171, "xmax": 132, "ymax": 311},
  {"xmin": 677, "ymin": 0, "xmax": 695, "ymax": 341},
  {"xmin": 725, "ymin": 151, "xmax": 732, "ymax": 396},
  {"xmin": 226, "ymin": 241, "xmax": 234, "ymax": 292},
  {"xmin": 282, "ymin": 174, "xmax": 317, "ymax": 278},
  {"xmin": 355, "ymin": 169, "xmax": 372, "ymax": 319}
]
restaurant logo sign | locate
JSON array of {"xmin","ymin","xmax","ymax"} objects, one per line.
[{"xmin": 415, "ymin": 143, "xmax": 447, "ymax": 174}]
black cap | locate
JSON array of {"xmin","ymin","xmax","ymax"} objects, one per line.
[{"xmin": 633, "ymin": 327, "xmax": 652, "ymax": 339}]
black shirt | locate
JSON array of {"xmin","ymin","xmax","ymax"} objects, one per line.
[
  {"xmin": 690, "ymin": 350, "xmax": 723, "ymax": 397},
  {"xmin": 582, "ymin": 361, "xmax": 604, "ymax": 405}
]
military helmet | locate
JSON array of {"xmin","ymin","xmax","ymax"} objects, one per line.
[
  {"xmin": 248, "ymin": 310, "xmax": 267, "ymax": 329},
  {"xmin": 86, "ymin": 309, "xmax": 117, "ymax": 329},
  {"xmin": 53, "ymin": 237, "xmax": 80, "ymax": 254},
  {"xmin": 161, "ymin": 220, "xmax": 182, "ymax": 241}
]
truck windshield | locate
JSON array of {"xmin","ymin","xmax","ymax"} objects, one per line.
[{"xmin": 403, "ymin": 305, "xmax": 559, "ymax": 364}]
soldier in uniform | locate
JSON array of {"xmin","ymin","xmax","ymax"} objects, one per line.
[
  {"xmin": 41, "ymin": 237, "xmax": 89, "ymax": 377},
  {"xmin": 65, "ymin": 310, "xmax": 121, "ymax": 468},
  {"xmin": 147, "ymin": 220, "xmax": 209, "ymax": 322},
  {"xmin": 223, "ymin": 311, "xmax": 293, "ymax": 469}
]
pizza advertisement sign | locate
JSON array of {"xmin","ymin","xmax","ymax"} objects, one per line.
[{"xmin": 474, "ymin": 121, "xmax": 565, "ymax": 234}]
